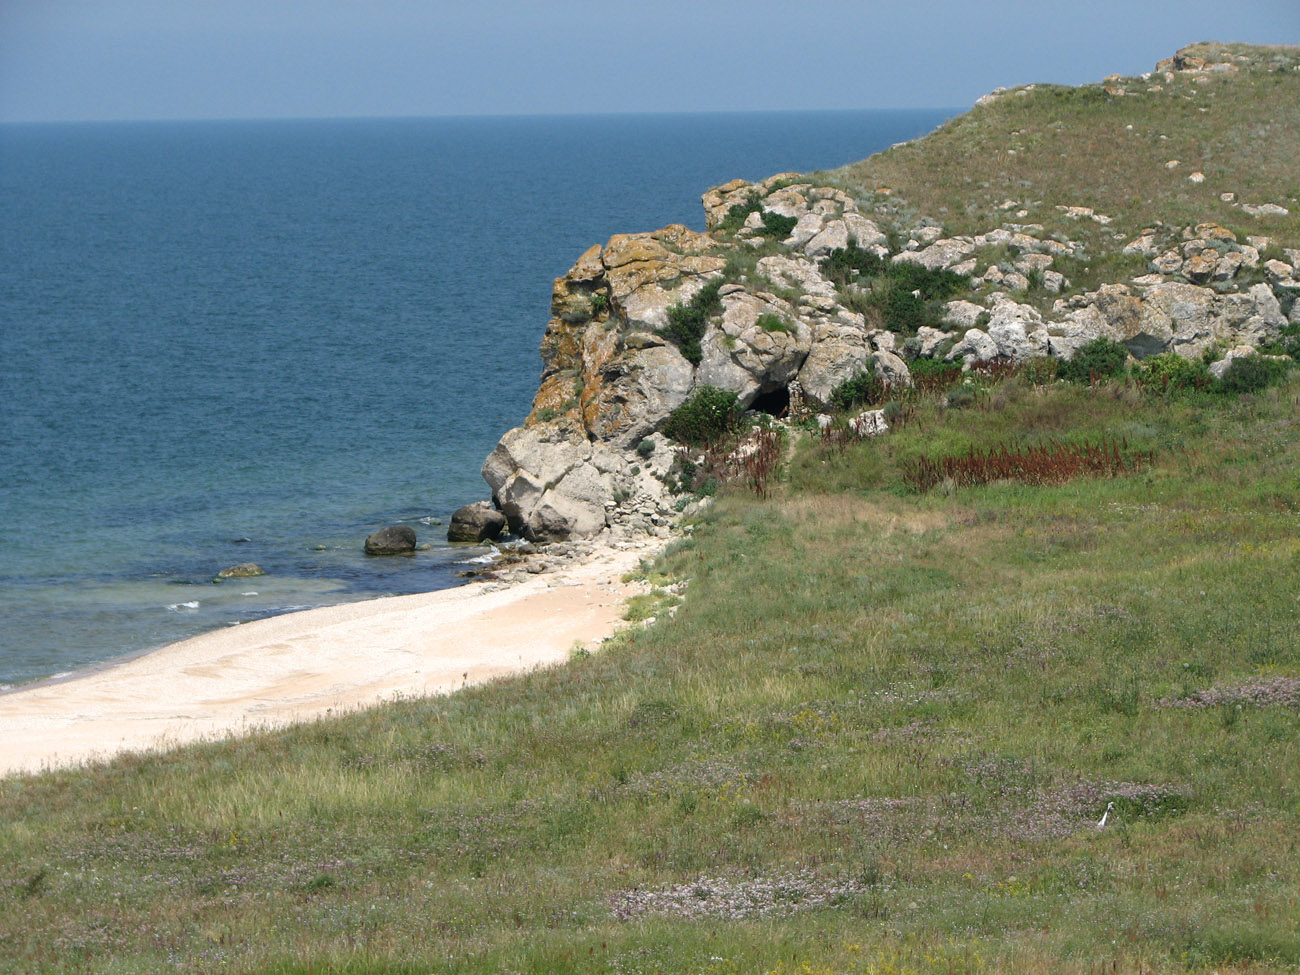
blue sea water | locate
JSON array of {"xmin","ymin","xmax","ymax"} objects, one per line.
[{"xmin": 0, "ymin": 109, "xmax": 954, "ymax": 686}]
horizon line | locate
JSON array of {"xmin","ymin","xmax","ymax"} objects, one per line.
[{"xmin": 0, "ymin": 105, "xmax": 967, "ymax": 127}]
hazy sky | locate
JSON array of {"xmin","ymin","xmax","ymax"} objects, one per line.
[{"xmin": 3, "ymin": 0, "xmax": 1298, "ymax": 122}]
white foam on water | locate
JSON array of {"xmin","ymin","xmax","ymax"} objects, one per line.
[
  {"xmin": 167, "ymin": 601, "xmax": 201, "ymax": 611},
  {"xmin": 460, "ymin": 546, "xmax": 500, "ymax": 565}
]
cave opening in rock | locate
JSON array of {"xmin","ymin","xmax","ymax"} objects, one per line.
[{"xmin": 748, "ymin": 385, "xmax": 790, "ymax": 418}]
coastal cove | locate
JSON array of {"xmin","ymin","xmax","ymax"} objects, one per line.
[{"xmin": 0, "ymin": 109, "xmax": 954, "ymax": 687}]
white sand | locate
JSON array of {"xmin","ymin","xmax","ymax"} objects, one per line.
[{"xmin": 0, "ymin": 543, "xmax": 654, "ymax": 777}]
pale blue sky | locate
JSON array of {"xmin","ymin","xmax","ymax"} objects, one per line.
[{"xmin": 2, "ymin": 0, "xmax": 1298, "ymax": 122}]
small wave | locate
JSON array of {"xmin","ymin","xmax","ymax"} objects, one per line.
[
  {"xmin": 167, "ymin": 600, "xmax": 201, "ymax": 611},
  {"xmin": 460, "ymin": 546, "xmax": 500, "ymax": 565},
  {"xmin": 417, "ymin": 516, "xmax": 443, "ymax": 526},
  {"xmin": 241, "ymin": 591, "xmax": 259, "ymax": 596}
]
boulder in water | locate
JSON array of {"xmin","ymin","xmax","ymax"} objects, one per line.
[
  {"xmin": 447, "ymin": 501, "xmax": 507, "ymax": 543},
  {"xmin": 216, "ymin": 562, "xmax": 265, "ymax": 579},
  {"xmin": 364, "ymin": 525, "xmax": 417, "ymax": 556}
]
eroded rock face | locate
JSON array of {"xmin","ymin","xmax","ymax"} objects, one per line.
[
  {"xmin": 481, "ymin": 171, "xmax": 1298, "ymax": 541},
  {"xmin": 696, "ymin": 291, "xmax": 810, "ymax": 404}
]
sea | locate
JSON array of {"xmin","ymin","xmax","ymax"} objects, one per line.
[{"xmin": 0, "ymin": 109, "xmax": 954, "ymax": 687}]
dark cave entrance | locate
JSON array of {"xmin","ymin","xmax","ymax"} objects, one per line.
[{"xmin": 748, "ymin": 385, "xmax": 790, "ymax": 419}]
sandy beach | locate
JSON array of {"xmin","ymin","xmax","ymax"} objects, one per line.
[{"xmin": 0, "ymin": 541, "xmax": 656, "ymax": 777}]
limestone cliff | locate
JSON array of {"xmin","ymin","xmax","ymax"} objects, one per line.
[{"xmin": 482, "ymin": 45, "xmax": 1299, "ymax": 542}]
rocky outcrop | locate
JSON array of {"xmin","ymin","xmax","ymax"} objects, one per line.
[
  {"xmin": 480, "ymin": 162, "xmax": 1297, "ymax": 541},
  {"xmin": 1047, "ymin": 281, "xmax": 1285, "ymax": 360},
  {"xmin": 364, "ymin": 525, "xmax": 417, "ymax": 556}
]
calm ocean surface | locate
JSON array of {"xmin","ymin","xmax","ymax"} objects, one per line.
[{"xmin": 0, "ymin": 109, "xmax": 952, "ymax": 686}]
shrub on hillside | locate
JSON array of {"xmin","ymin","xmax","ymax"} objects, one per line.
[
  {"xmin": 1258, "ymin": 323, "xmax": 1300, "ymax": 362},
  {"xmin": 718, "ymin": 199, "xmax": 797, "ymax": 239},
  {"xmin": 757, "ymin": 210, "xmax": 798, "ymax": 239},
  {"xmin": 1058, "ymin": 338, "xmax": 1129, "ymax": 383},
  {"xmin": 830, "ymin": 369, "xmax": 885, "ymax": 411},
  {"xmin": 1217, "ymin": 354, "xmax": 1294, "ymax": 394},
  {"xmin": 661, "ymin": 386, "xmax": 740, "ymax": 445},
  {"xmin": 1138, "ymin": 352, "xmax": 1211, "ymax": 392},
  {"xmin": 909, "ymin": 356, "xmax": 964, "ymax": 393},
  {"xmin": 661, "ymin": 279, "xmax": 724, "ymax": 366},
  {"xmin": 820, "ymin": 244, "xmax": 969, "ymax": 334},
  {"xmin": 756, "ymin": 313, "xmax": 793, "ymax": 334}
]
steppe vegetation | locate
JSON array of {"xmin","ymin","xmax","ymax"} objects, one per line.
[
  {"xmin": 4, "ymin": 41, "xmax": 1300, "ymax": 975},
  {"xmin": 833, "ymin": 42, "xmax": 1300, "ymax": 295}
]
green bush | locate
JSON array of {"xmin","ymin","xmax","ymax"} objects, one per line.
[
  {"xmin": 830, "ymin": 369, "xmax": 884, "ymax": 411},
  {"xmin": 755, "ymin": 313, "xmax": 793, "ymax": 333},
  {"xmin": 719, "ymin": 196, "xmax": 760, "ymax": 232},
  {"xmin": 1139, "ymin": 352, "xmax": 1211, "ymax": 392},
  {"xmin": 1019, "ymin": 356, "xmax": 1060, "ymax": 385},
  {"xmin": 662, "ymin": 278, "xmax": 724, "ymax": 366},
  {"xmin": 1258, "ymin": 322, "xmax": 1300, "ymax": 361},
  {"xmin": 1217, "ymin": 353, "xmax": 1294, "ymax": 393},
  {"xmin": 758, "ymin": 210, "xmax": 798, "ymax": 239},
  {"xmin": 717, "ymin": 199, "xmax": 796, "ymax": 238},
  {"xmin": 636, "ymin": 438, "xmax": 655, "ymax": 458},
  {"xmin": 661, "ymin": 386, "xmax": 740, "ymax": 445},
  {"xmin": 909, "ymin": 357, "xmax": 962, "ymax": 380},
  {"xmin": 1058, "ymin": 337, "xmax": 1130, "ymax": 383},
  {"xmin": 820, "ymin": 243, "xmax": 887, "ymax": 287},
  {"xmin": 945, "ymin": 386, "xmax": 976, "ymax": 409},
  {"xmin": 820, "ymin": 245, "xmax": 970, "ymax": 334}
]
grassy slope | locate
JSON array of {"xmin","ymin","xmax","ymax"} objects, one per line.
[
  {"xmin": 829, "ymin": 41, "xmax": 1300, "ymax": 293},
  {"xmin": 4, "ymin": 45, "xmax": 1300, "ymax": 975}
]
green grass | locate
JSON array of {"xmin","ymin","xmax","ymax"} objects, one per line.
[{"xmin": 4, "ymin": 371, "xmax": 1300, "ymax": 974}]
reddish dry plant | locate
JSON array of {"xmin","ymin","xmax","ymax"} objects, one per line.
[
  {"xmin": 903, "ymin": 438, "xmax": 1154, "ymax": 492},
  {"xmin": 738, "ymin": 427, "xmax": 782, "ymax": 497},
  {"xmin": 691, "ymin": 427, "xmax": 783, "ymax": 498}
]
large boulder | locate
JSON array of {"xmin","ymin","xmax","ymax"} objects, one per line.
[
  {"xmin": 482, "ymin": 428, "xmax": 616, "ymax": 541},
  {"xmin": 364, "ymin": 525, "xmax": 417, "ymax": 556},
  {"xmin": 447, "ymin": 502, "xmax": 507, "ymax": 543},
  {"xmin": 795, "ymin": 318, "xmax": 872, "ymax": 406},
  {"xmin": 948, "ymin": 328, "xmax": 1000, "ymax": 366},
  {"xmin": 893, "ymin": 237, "xmax": 975, "ymax": 271}
]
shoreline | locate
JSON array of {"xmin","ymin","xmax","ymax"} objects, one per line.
[{"xmin": 0, "ymin": 534, "xmax": 665, "ymax": 778}]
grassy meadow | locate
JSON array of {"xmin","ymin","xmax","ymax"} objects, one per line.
[{"xmin": 3, "ymin": 365, "xmax": 1300, "ymax": 974}]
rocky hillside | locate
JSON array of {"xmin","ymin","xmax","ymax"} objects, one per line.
[{"xmin": 482, "ymin": 43, "xmax": 1300, "ymax": 542}]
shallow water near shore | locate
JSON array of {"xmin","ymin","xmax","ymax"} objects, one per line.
[{"xmin": 0, "ymin": 109, "xmax": 953, "ymax": 686}]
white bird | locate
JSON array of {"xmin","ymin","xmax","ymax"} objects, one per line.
[{"xmin": 1097, "ymin": 801, "xmax": 1115, "ymax": 829}]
